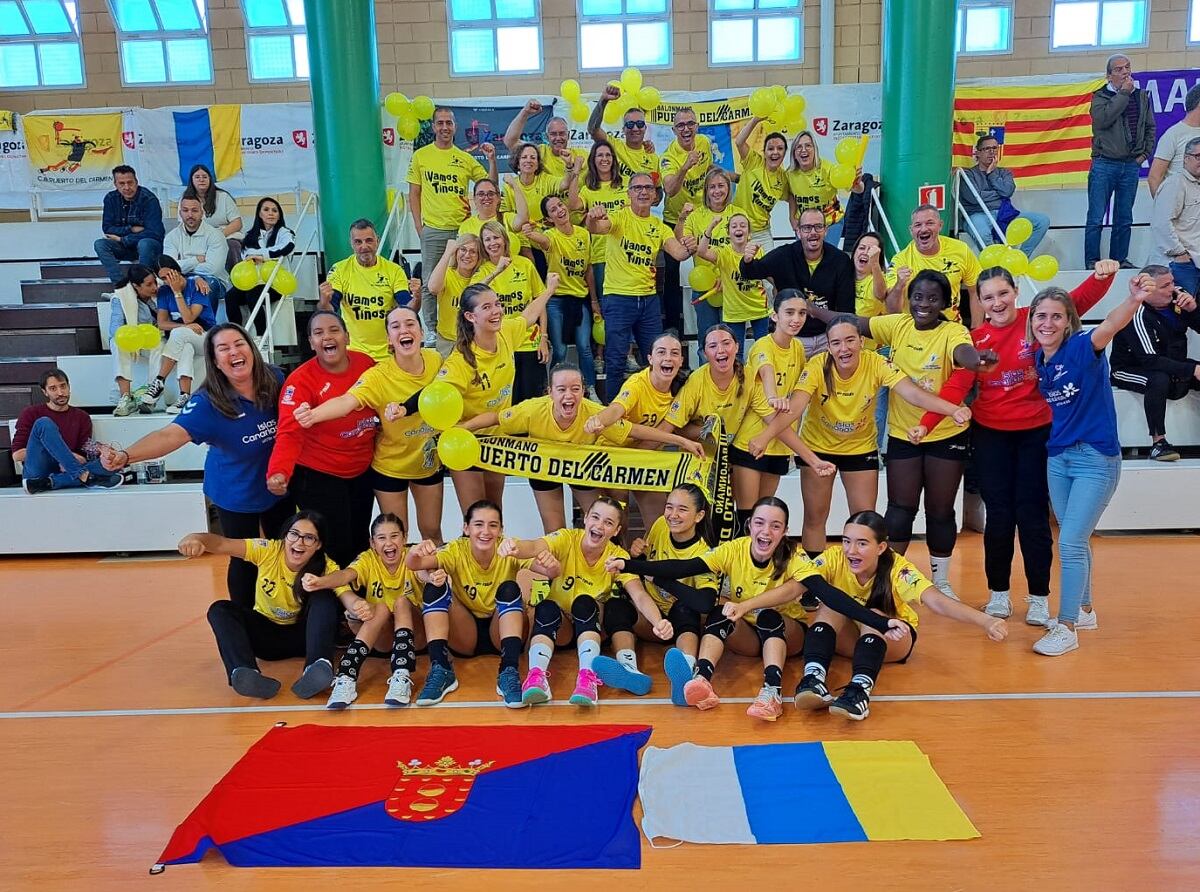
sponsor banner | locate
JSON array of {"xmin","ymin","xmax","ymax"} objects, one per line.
[
  {"xmin": 24, "ymin": 113, "xmax": 125, "ymax": 190},
  {"xmin": 1140, "ymin": 68, "xmax": 1200, "ymax": 178},
  {"xmin": 0, "ymin": 128, "xmax": 30, "ymax": 203},
  {"xmin": 384, "ymin": 100, "xmax": 556, "ymax": 174}
]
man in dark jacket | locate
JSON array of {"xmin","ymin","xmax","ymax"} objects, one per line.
[
  {"xmin": 1085, "ymin": 54, "xmax": 1156, "ymax": 268},
  {"xmin": 1110, "ymin": 266, "xmax": 1200, "ymax": 461},
  {"xmin": 94, "ymin": 165, "xmax": 164, "ymax": 284},
  {"xmin": 739, "ymin": 207, "xmax": 856, "ymax": 356}
]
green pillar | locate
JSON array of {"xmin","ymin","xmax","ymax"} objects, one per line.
[
  {"xmin": 303, "ymin": 0, "xmax": 386, "ymax": 266},
  {"xmin": 880, "ymin": 0, "xmax": 957, "ymax": 246}
]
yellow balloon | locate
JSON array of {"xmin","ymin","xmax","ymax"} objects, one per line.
[
  {"xmin": 273, "ymin": 268, "xmax": 298, "ymax": 296},
  {"xmin": 786, "ymin": 116, "xmax": 808, "ymax": 134},
  {"xmin": 230, "ymin": 259, "xmax": 259, "ymax": 290},
  {"xmin": 1005, "ymin": 216, "xmax": 1033, "ymax": 246},
  {"xmin": 835, "ymin": 137, "xmax": 859, "ymax": 165},
  {"xmin": 829, "ymin": 163, "xmax": 856, "ymax": 191},
  {"xmin": 602, "ymin": 101, "xmax": 622, "ymax": 125},
  {"xmin": 592, "ymin": 318, "xmax": 605, "ymax": 346},
  {"xmin": 561, "ymin": 78, "xmax": 581, "ymax": 101},
  {"xmin": 782, "ymin": 94, "xmax": 806, "ymax": 118},
  {"xmin": 384, "ymin": 92, "xmax": 410, "ymax": 117},
  {"xmin": 138, "ymin": 323, "xmax": 162, "ymax": 350},
  {"xmin": 412, "ymin": 95, "xmax": 434, "ymax": 120},
  {"xmin": 688, "ymin": 265, "xmax": 717, "ymax": 293},
  {"xmin": 438, "ymin": 427, "xmax": 481, "ymax": 472},
  {"xmin": 113, "ymin": 324, "xmax": 141, "ymax": 352},
  {"xmin": 770, "ymin": 84, "xmax": 787, "ymax": 105},
  {"xmin": 637, "ymin": 86, "xmax": 661, "ymax": 112},
  {"xmin": 1001, "ymin": 247, "xmax": 1028, "ymax": 276},
  {"xmin": 1028, "ymin": 254, "xmax": 1060, "ymax": 282},
  {"xmin": 620, "ymin": 67, "xmax": 643, "ymax": 94},
  {"xmin": 749, "ymin": 87, "xmax": 776, "ymax": 119},
  {"xmin": 978, "ymin": 243, "xmax": 1007, "ymax": 267},
  {"xmin": 565, "ymin": 100, "xmax": 587, "ymax": 123},
  {"xmin": 258, "ymin": 259, "xmax": 278, "ymax": 284},
  {"xmin": 419, "ymin": 380, "xmax": 465, "ymax": 431},
  {"xmin": 397, "ymin": 114, "xmax": 420, "ymax": 141}
]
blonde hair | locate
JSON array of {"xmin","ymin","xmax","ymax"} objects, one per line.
[
  {"xmin": 703, "ymin": 167, "xmax": 733, "ymax": 212},
  {"xmin": 1025, "ymin": 287, "xmax": 1082, "ymax": 347},
  {"xmin": 479, "ymin": 220, "xmax": 509, "ymax": 261}
]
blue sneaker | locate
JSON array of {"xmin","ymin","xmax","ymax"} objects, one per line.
[
  {"xmin": 591, "ymin": 655, "xmax": 652, "ymax": 696},
  {"xmin": 415, "ymin": 664, "xmax": 458, "ymax": 706},
  {"xmin": 496, "ymin": 666, "xmax": 525, "ymax": 709},
  {"xmin": 663, "ymin": 647, "xmax": 694, "ymax": 707}
]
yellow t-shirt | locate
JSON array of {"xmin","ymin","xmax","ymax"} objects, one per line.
[
  {"xmin": 732, "ymin": 334, "xmax": 807, "ymax": 456},
  {"xmin": 614, "ymin": 367, "xmax": 675, "ymax": 427},
  {"xmin": 243, "ymin": 538, "xmax": 348, "ymax": 625},
  {"xmin": 868, "ymin": 313, "xmax": 973, "ymax": 442},
  {"xmin": 661, "ymin": 134, "xmax": 714, "ymax": 224},
  {"xmin": 735, "ymin": 151, "xmax": 788, "ymax": 232},
  {"xmin": 811, "ymin": 545, "xmax": 929, "ymax": 629},
  {"xmin": 436, "ymin": 537, "xmax": 528, "ymax": 619},
  {"xmin": 640, "ymin": 516, "xmax": 718, "ymax": 612},
  {"xmin": 715, "ymin": 244, "xmax": 768, "ymax": 323},
  {"xmin": 701, "ymin": 536, "xmax": 814, "ymax": 622},
  {"xmin": 611, "ymin": 140, "xmax": 660, "ymax": 183},
  {"xmin": 665, "ymin": 364, "xmax": 751, "ymax": 436},
  {"xmin": 855, "ymin": 274, "xmax": 888, "ymax": 351},
  {"xmin": 457, "ymin": 214, "xmax": 520, "ymax": 257},
  {"xmin": 407, "ymin": 144, "xmax": 489, "ymax": 230},
  {"xmin": 327, "ymin": 257, "xmax": 411, "ymax": 362},
  {"xmin": 786, "ymin": 160, "xmax": 841, "ymax": 226},
  {"xmin": 683, "ymin": 205, "xmax": 734, "ymax": 307},
  {"xmin": 348, "ymin": 547, "xmax": 421, "ymax": 611},
  {"xmin": 434, "ymin": 266, "xmax": 472, "ymax": 342},
  {"xmin": 500, "ymin": 172, "xmax": 563, "ymax": 248},
  {"xmin": 544, "ymin": 225, "xmax": 590, "ymax": 298},
  {"xmin": 471, "ymin": 256, "xmax": 545, "ymax": 353},
  {"xmin": 540, "ymin": 527, "xmax": 637, "ymax": 611},
  {"xmin": 349, "ymin": 348, "xmax": 442, "ymax": 479},
  {"xmin": 796, "ymin": 351, "xmax": 907, "ymax": 455},
  {"xmin": 603, "ymin": 208, "xmax": 669, "ymax": 297},
  {"xmin": 436, "ymin": 314, "xmax": 530, "ymax": 420},
  {"xmin": 886, "ymin": 236, "xmax": 981, "ymax": 322},
  {"xmin": 578, "ymin": 181, "xmax": 629, "ymax": 264},
  {"xmin": 497, "ymin": 395, "xmax": 632, "ymax": 445},
  {"xmin": 538, "ymin": 145, "xmax": 588, "ymax": 179}
]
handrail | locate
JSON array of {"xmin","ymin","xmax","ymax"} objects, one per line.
[
  {"xmin": 377, "ymin": 185, "xmax": 409, "ymax": 267},
  {"xmin": 246, "ymin": 189, "xmax": 318, "ymax": 355},
  {"xmin": 953, "ymin": 168, "xmax": 1006, "ymax": 248},
  {"xmin": 868, "ymin": 187, "xmax": 902, "ymax": 256}
]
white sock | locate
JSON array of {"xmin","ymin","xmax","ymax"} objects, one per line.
[
  {"xmin": 616, "ymin": 648, "xmax": 639, "ymax": 673},
  {"xmin": 682, "ymin": 652, "xmax": 696, "ymax": 669},
  {"xmin": 528, "ymin": 642, "xmax": 552, "ymax": 673},
  {"xmin": 850, "ymin": 673, "xmax": 875, "ymax": 692},
  {"xmin": 930, "ymin": 555, "xmax": 951, "ymax": 587},
  {"xmin": 804, "ymin": 662, "xmax": 827, "ymax": 681},
  {"xmin": 991, "ymin": 589, "xmax": 1010, "ymax": 600},
  {"xmin": 578, "ymin": 638, "xmax": 600, "ymax": 672}
]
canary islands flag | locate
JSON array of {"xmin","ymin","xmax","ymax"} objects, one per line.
[
  {"xmin": 172, "ymin": 105, "xmax": 242, "ymax": 185},
  {"xmin": 157, "ymin": 723, "xmax": 650, "ymax": 870},
  {"xmin": 639, "ymin": 740, "xmax": 979, "ymax": 845}
]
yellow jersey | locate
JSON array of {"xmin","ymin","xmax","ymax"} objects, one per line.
[
  {"xmin": 500, "ymin": 172, "xmax": 562, "ymax": 248},
  {"xmin": 611, "ymin": 139, "xmax": 660, "ymax": 183},
  {"xmin": 715, "ymin": 244, "xmax": 768, "ymax": 323},
  {"xmin": 537, "ymin": 145, "xmax": 588, "ymax": 179},
  {"xmin": 868, "ymin": 313, "xmax": 973, "ymax": 442},
  {"xmin": 735, "ymin": 151, "xmax": 788, "ymax": 232},
  {"xmin": 407, "ymin": 144, "xmax": 489, "ymax": 229},
  {"xmin": 348, "ymin": 547, "xmax": 422, "ymax": 611},
  {"xmin": 665, "ymin": 364, "xmax": 751, "ymax": 436},
  {"xmin": 457, "ymin": 214, "xmax": 520, "ymax": 257},
  {"xmin": 886, "ymin": 236, "xmax": 981, "ymax": 322},
  {"xmin": 855, "ymin": 274, "xmax": 888, "ymax": 351},
  {"xmin": 732, "ymin": 334, "xmax": 807, "ymax": 456},
  {"xmin": 613, "ymin": 367, "xmax": 675, "ymax": 427},
  {"xmin": 436, "ymin": 315, "xmax": 530, "ymax": 421},
  {"xmin": 327, "ymin": 256, "xmax": 411, "ymax": 362},
  {"xmin": 786, "ymin": 160, "xmax": 841, "ymax": 226},
  {"xmin": 243, "ymin": 538, "xmax": 348, "ymax": 625},
  {"xmin": 540, "ymin": 527, "xmax": 637, "ymax": 611},
  {"xmin": 471, "ymin": 257, "xmax": 544, "ymax": 353},
  {"xmin": 497, "ymin": 395, "xmax": 632, "ymax": 445},
  {"xmin": 602, "ymin": 208, "xmax": 670, "ymax": 297},
  {"xmin": 349, "ymin": 348, "xmax": 442, "ymax": 479},
  {"xmin": 683, "ymin": 205, "xmax": 734, "ymax": 308},
  {"xmin": 796, "ymin": 350, "xmax": 907, "ymax": 455},
  {"xmin": 661, "ymin": 134, "xmax": 714, "ymax": 224},
  {"xmin": 810, "ymin": 546, "xmax": 928, "ymax": 629},
  {"xmin": 640, "ymin": 516, "xmax": 718, "ymax": 612},
  {"xmin": 434, "ymin": 266, "xmax": 472, "ymax": 342},
  {"xmin": 578, "ymin": 180, "xmax": 628, "ymax": 263},
  {"xmin": 436, "ymin": 536, "xmax": 528, "ymax": 619},
  {"xmin": 543, "ymin": 225, "xmax": 590, "ymax": 297},
  {"xmin": 700, "ymin": 536, "xmax": 813, "ymax": 622}
]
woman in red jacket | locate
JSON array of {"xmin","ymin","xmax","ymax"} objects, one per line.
[
  {"xmin": 267, "ymin": 310, "xmax": 378, "ymax": 566},
  {"xmin": 915, "ymin": 261, "xmax": 1117, "ymax": 625}
]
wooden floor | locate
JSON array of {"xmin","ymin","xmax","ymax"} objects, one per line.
[{"xmin": 3, "ymin": 532, "xmax": 1199, "ymax": 890}]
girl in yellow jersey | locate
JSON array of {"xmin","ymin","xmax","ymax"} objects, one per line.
[
  {"xmin": 407, "ymin": 499, "xmax": 535, "ymax": 708},
  {"xmin": 428, "ymin": 235, "xmax": 483, "ymax": 345},
  {"xmin": 727, "ymin": 511, "xmax": 1007, "ymax": 721},
  {"xmin": 299, "ymin": 513, "xmax": 428, "ymax": 709},
  {"xmin": 437, "ymin": 277, "xmax": 557, "ymax": 511},
  {"xmin": 182, "ymin": 510, "xmax": 347, "ymax": 700},
  {"xmin": 293, "ymin": 306, "xmax": 445, "ymax": 545},
  {"xmin": 733, "ymin": 120, "xmax": 789, "ymax": 254},
  {"xmin": 661, "ymin": 323, "xmax": 751, "ymax": 440},
  {"xmin": 568, "ymin": 141, "xmax": 626, "ymax": 313},
  {"xmin": 609, "ymin": 497, "xmax": 812, "ymax": 722},
  {"xmin": 698, "ymin": 212, "xmax": 770, "ymax": 356},
  {"xmin": 675, "ymin": 169, "xmax": 736, "ymax": 339}
]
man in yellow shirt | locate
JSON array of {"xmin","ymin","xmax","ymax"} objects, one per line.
[
  {"xmin": 588, "ymin": 85, "xmax": 661, "ymax": 183},
  {"xmin": 502, "ymin": 99, "xmax": 588, "ymax": 178},
  {"xmin": 661, "ymin": 107, "xmax": 715, "ymax": 339},
  {"xmin": 886, "ymin": 204, "xmax": 981, "ymax": 323},
  {"xmin": 407, "ymin": 107, "xmax": 498, "ymax": 342}
]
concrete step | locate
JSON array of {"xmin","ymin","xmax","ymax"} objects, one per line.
[
  {"xmin": 0, "ymin": 383, "xmax": 38, "ymax": 416},
  {"xmin": 7, "ymin": 413, "xmax": 208, "ymax": 473},
  {"xmin": 0, "ymin": 357, "xmax": 58, "ymax": 386},
  {"xmin": 0, "ymin": 327, "xmax": 101, "ymax": 358},
  {"xmin": 20, "ymin": 279, "xmax": 111, "ymax": 304},
  {"xmin": 0, "ymin": 303, "xmax": 99, "ymax": 330},
  {"xmin": 40, "ymin": 260, "xmax": 107, "ymax": 279}
]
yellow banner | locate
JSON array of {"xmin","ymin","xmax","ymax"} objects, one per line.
[
  {"xmin": 648, "ymin": 96, "xmax": 753, "ymax": 129},
  {"xmin": 25, "ymin": 113, "xmax": 123, "ymax": 189}
]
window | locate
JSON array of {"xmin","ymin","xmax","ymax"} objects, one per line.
[
  {"xmin": 0, "ymin": 1, "xmax": 84, "ymax": 89},
  {"xmin": 1191, "ymin": 0, "xmax": 1200, "ymax": 44},
  {"xmin": 106, "ymin": 0, "xmax": 212, "ymax": 85},
  {"xmin": 241, "ymin": 0, "xmax": 307, "ymax": 81},
  {"xmin": 578, "ymin": 0, "xmax": 671, "ymax": 71},
  {"xmin": 709, "ymin": 0, "xmax": 800, "ymax": 66},
  {"xmin": 447, "ymin": 0, "xmax": 541, "ymax": 76},
  {"xmin": 955, "ymin": 1, "xmax": 1012, "ymax": 55},
  {"xmin": 1050, "ymin": 0, "xmax": 1147, "ymax": 50}
]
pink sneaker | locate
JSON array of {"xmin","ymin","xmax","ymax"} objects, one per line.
[
  {"xmin": 683, "ymin": 676, "xmax": 720, "ymax": 710},
  {"xmin": 746, "ymin": 684, "xmax": 783, "ymax": 721},
  {"xmin": 569, "ymin": 668, "xmax": 601, "ymax": 706},
  {"xmin": 520, "ymin": 667, "xmax": 552, "ymax": 706}
]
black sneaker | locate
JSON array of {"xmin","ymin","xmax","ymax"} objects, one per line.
[
  {"xmin": 22, "ymin": 477, "xmax": 52, "ymax": 494},
  {"xmin": 83, "ymin": 473, "xmax": 124, "ymax": 490},
  {"xmin": 1118, "ymin": 260, "xmax": 1136, "ymax": 270},
  {"xmin": 140, "ymin": 378, "xmax": 165, "ymax": 412},
  {"xmin": 793, "ymin": 673, "xmax": 833, "ymax": 710},
  {"xmin": 1149, "ymin": 440, "xmax": 1181, "ymax": 462},
  {"xmin": 829, "ymin": 681, "xmax": 871, "ymax": 721},
  {"xmin": 291, "ymin": 657, "xmax": 334, "ymax": 699}
]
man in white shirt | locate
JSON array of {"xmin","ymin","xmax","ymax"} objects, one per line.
[
  {"xmin": 1149, "ymin": 85, "xmax": 1200, "ymax": 198},
  {"xmin": 1152, "ymin": 136, "xmax": 1200, "ymax": 297},
  {"xmin": 164, "ymin": 196, "xmax": 230, "ymax": 303}
]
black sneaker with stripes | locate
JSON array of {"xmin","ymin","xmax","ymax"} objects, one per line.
[
  {"xmin": 829, "ymin": 681, "xmax": 871, "ymax": 721},
  {"xmin": 793, "ymin": 672, "xmax": 833, "ymax": 710}
]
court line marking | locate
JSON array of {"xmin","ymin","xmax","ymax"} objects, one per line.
[{"xmin": 3, "ymin": 689, "xmax": 1199, "ymax": 720}]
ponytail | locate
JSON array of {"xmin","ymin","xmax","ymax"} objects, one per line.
[{"xmin": 455, "ymin": 283, "xmax": 492, "ymax": 387}]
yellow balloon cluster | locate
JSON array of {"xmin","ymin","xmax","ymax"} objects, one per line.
[
  {"xmin": 385, "ymin": 92, "xmax": 433, "ymax": 143},
  {"xmin": 748, "ymin": 85, "xmax": 806, "ymax": 134},
  {"xmin": 230, "ymin": 259, "xmax": 299, "ymax": 296},
  {"xmin": 828, "ymin": 135, "xmax": 869, "ymax": 192},
  {"xmin": 568, "ymin": 67, "xmax": 664, "ymax": 129},
  {"xmin": 113, "ymin": 323, "xmax": 161, "ymax": 352}
]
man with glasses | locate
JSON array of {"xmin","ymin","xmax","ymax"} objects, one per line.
[
  {"xmin": 886, "ymin": 205, "xmax": 981, "ymax": 324},
  {"xmin": 661, "ymin": 108, "xmax": 715, "ymax": 339},
  {"xmin": 1153, "ymin": 136, "xmax": 1200, "ymax": 297},
  {"xmin": 589, "ymin": 85, "xmax": 660, "ymax": 182},
  {"xmin": 504, "ymin": 100, "xmax": 588, "ymax": 178},
  {"xmin": 587, "ymin": 173, "xmax": 696, "ymax": 399},
  {"xmin": 960, "ymin": 134, "xmax": 1049, "ymax": 255}
]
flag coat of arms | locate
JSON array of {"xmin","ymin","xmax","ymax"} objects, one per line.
[{"xmin": 158, "ymin": 723, "xmax": 650, "ymax": 870}]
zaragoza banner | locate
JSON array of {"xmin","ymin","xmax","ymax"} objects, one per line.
[{"xmin": 24, "ymin": 113, "xmax": 123, "ymax": 190}]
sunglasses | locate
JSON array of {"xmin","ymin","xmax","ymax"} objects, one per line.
[{"xmin": 624, "ymin": 120, "xmax": 646, "ymax": 129}]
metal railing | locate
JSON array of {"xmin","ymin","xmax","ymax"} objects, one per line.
[
  {"xmin": 247, "ymin": 189, "xmax": 318, "ymax": 355},
  {"xmin": 868, "ymin": 186, "xmax": 903, "ymax": 256},
  {"xmin": 953, "ymin": 168, "xmax": 1006, "ymax": 250}
]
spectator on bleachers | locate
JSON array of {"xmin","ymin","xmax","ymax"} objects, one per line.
[
  {"xmin": 1110, "ymin": 266, "xmax": 1200, "ymax": 462},
  {"xmin": 94, "ymin": 165, "xmax": 163, "ymax": 285},
  {"xmin": 183, "ymin": 163, "xmax": 244, "ymax": 271},
  {"xmin": 960, "ymin": 133, "xmax": 1050, "ymax": 255},
  {"xmin": 226, "ymin": 197, "xmax": 295, "ymax": 329},
  {"xmin": 108, "ymin": 263, "xmax": 164, "ymax": 417},
  {"xmin": 164, "ymin": 195, "xmax": 230, "ymax": 311},
  {"xmin": 887, "ymin": 204, "xmax": 981, "ymax": 324},
  {"xmin": 13, "ymin": 369, "xmax": 122, "ymax": 493},
  {"xmin": 1152, "ymin": 136, "xmax": 1200, "ymax": 297},
  {"xmin": 1086, "ymin": 54, "xmax": 1155, "ymax": 269},
  {"xmin": 140, "ymin": 256, "xmax": 218, "ymax": 414},
  {"xmin": 1149, "ymin": 85, "xmax": 1200, "ymax": 198}
]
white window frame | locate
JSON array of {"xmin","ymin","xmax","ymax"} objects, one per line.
[
  {"xmin": 0, "ymin": 0, "xmax": 85, "ymax": 91},
  {"xmin": 1189, "ymin": 0, "xmax": 1200, "ymax": 45},
  {"xmin": 955, "ymin": 0, "xmax": 1013, "ymax": 57},
  {"xmin": 446, "ymin": 0, "xmax": 543, "ymax": 78},
  {"xmin": 240, "ymin": 0, "xmax": 307, "ymax": 83},
  {"xmin": 1049, "ymin": 0, "xmax": 1149, "ymax": 52},
  {"xmin": 577, "ymin": 0, "xmax": 673, "ymax": 73},
  {"xmin": 106, "ymin": 0, "xmax": 213, "ymax": 87},
  {"xmin": 707, "ymin": 0, "xmax": 802, "ymax": 68}
]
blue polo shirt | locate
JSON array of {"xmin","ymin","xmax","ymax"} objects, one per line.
[
  {"xmin": 1036, "ymin": 330, "xmax": 1120, "ymax": 456},
  {"xmin": 157, "ymin": 279, "xmax": 217, "ymax": 330}
]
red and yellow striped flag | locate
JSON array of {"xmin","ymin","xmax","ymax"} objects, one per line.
[{"xmin": 952, "ymin": 78, "xmax": 1105, "ymax": 189}]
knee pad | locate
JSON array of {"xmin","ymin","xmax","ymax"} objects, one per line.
[
  {"xmin": 703, "ymin": 610, "xmax": 735, "ymax": 641},
  {"xmin": 753, "ymin": 608, "xmax": 786, "ymax": 644},
  {"xmin": 571, "ymin": 594, "xmax": 601, "ymax": 637},
  {"xmin": 532, "ymin": 599, "xmax": 563, "ymax": 639},
  {"xmin": 925, "ymin": 512, "xmax": 958, "ymax": 555},
  {"xmin": 495, "ymin": 580, "xmax": 523, "ymax": 617},
  {"xmin": 884, "ymin": 502, "xmax": 918, "ymax": 543},
  {"xmin": 421, "ymin": 581, "xmax": 451, "ymax": 614},
  {"xmin": 601, "ymin": 596, "xmax": 637, "ymax": 636},
  {"xmin": 667, "ymin": 601, "xmax": 702, "ymax": 639}
]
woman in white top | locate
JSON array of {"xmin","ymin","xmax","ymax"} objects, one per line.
[
  {"xmin": 184, "ymin": 163, "xmax": 244, "ymax": 270},
  {"xmin": 227, "ymin": 197, "xmax": 296, "ymax": 329}
]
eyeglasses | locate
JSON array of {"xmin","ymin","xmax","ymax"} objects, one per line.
[
  {"xmin": 630, "ymin": 184, "xmax": 656, "ymax": 192},
  {"xmin": 474, "ymin": 191, "xmax": 499, "ymax": 199},
  {"xmin": 798, "ymin": 223, "xmax": 827, "ymax": 233},
  {"xmin": 674, "ymin": 121, "xmax": 697, "ymax": 130},
  {"xmin": 624, "ymin": 120, "xmax": 646, "ymax": 129},
  {"xmin": 285, "ymin": 529, "xmax": 320, "ymax": 546},
  {"xmin": 1187, "ymin": 153, "xmax": 1200, "ymax": 160}
]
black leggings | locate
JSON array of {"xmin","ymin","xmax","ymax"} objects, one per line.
[
  {"xmin": 662, "ymin": 251, "xmax": 684, "ymax": 339},
  {"xmin": 972, "ymin": 422, "xmax": 1052, "ymax": 596},
  {"xmin": 288, "ymin": 465, "xmax": 374, "ymax": 568},
  {"xmin": 207, "ymin": 591, "xmax": 339, "ymax": 680},
  {"xmin": 1112, "ymin": 370, "xmax": 1200, "ymax": 438},
  {"xmin": 215, "ymin": 499, "xmax": 296, "ymax": 608},
  {"xmin": 513, "ymin": 351, "xmax": 547, "ymax": 404},
  {"xmin": 884, "ymin": 451, "xmax": 965, "ymax": 555}
]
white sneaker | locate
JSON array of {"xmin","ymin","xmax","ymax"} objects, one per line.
[
  {"xmin": 1033, "ymin": 622, "xmax": 1078, "ymax": 656},
  {"xmin": 983, "ymin": 591, "xmax": 1012, "ymax": 618},
  {"xmin": 422, "ymin": 333, "xmax": 437, "ymax": 348},
  {"xmin": 1075, "ymin": 608, "xmax": 1098, "ymax": 631},
  {"xmin": 935, "ymin": 581, "xmax": 960, "ymax": 601},
  {"xmin": 1025, "ymin": 595, "xmax": 1050, "ymax": 627},
  {"xmin": 326, "ymin": 674, "xmax": 358, "ymax": 709},
  {"xmin": 164, "ymin": 392, "xmax": 191, "ymax": 415},
  {"xmin": 384, "ymin": 669, "xmax": 413, "ymax": 706},
  {"xmin": 113, "ymin": 394, "xmax": 137, "ymax": 417},
  {"xmin": 586, "ymin": 386, "xmax": 601, "ymax": 402}
]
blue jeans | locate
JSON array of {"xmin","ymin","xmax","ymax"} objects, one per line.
[
  {"xmin": 732, "ymin": 316, "xmax": 770, "ymax": 361},
  {"xmin": 967, "ymin": 210, "xmax": 1050, "ymax": 256},
  {"xmin": 94, "ymin": 237, "xmax": 162, "ymax": 284},
  {"xmin": 826, "ymin": 220, "xmax": 844, "ymax": 250},
  {"xmin": 1084, "ymin": 157, "xmax": 1140, "ymax": 265},
  {"xmin": 601, "ymin": 293, "xmax": 662, "ymax": 401},
  {"xmin": 694, "ymin": 299, "xmax": 722, "ymax": 364},
  {"xmin": 21, "ymin": 416, "xmax": 116, "ymax": 490},
  {"xmin": 1170, "ymin": 259, "xmax": 1199, "ymax": 298},
  {"xmin": 547, "ymin": 295, "xmax": 596, "ymax": 388},
  {"xmin": 1046, "ymin": 443, "xmax": 1121, "ymax": 625}
]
